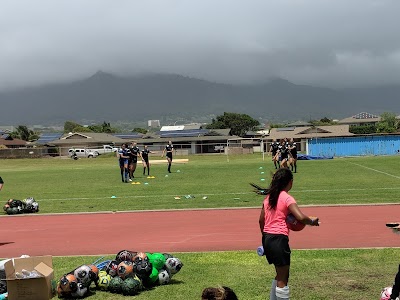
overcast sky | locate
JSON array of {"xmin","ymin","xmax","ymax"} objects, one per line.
[{"xmin": 1, "ymin": 0, "xmax": 400, "ymax": 91}]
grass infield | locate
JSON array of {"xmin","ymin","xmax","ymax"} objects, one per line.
[
  {"xmin": 54, "ymin": 248, "xmax": 400, "ymax": 300},
  {"xmin": 1, "ymin": 154, "xmax": 400, "ymax": 299},
  {"xmin": 1, "ymin": 154, "xmax": 400, "ymax": 213}
]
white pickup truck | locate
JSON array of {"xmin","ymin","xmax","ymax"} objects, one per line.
[{"xmin": 89, "ymin": 145, "xmax": 119, "ymax": 155}]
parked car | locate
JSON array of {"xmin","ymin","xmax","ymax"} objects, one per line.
[
  {"xmin": 68, "ymin": 148, "xmax": 98, "ymax": 158},
  {"xmin": 87, "ymin": 145, "xmax": 119, "ymax": 155}
]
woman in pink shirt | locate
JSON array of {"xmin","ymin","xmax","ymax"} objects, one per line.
[{"xmin": 253, "ymin": 168, "xmax": 319, "ymax": 300}]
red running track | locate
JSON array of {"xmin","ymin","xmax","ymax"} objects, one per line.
[{"xmin": 1, "ymin": 205, "xmax": 400, "ymax": 258}]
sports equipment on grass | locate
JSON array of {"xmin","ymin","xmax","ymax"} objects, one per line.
[
  {"xmin": 133, "ymin": 257, "xmax": 152, "ymax": 279},
  {"xmin": 122, "ymin": 277, "xmax": 141, "ymax": 295},
  {"xmin": 108, "ymin": 276, "xmax": 124, "ymax": 293},
  {"xmin": 380, "ymin": 286, "xmax": 399, "ymax": 300},
  {"xmin": 73, "ymin": 265, "xmax": 93, "ymax": 286},
  {"xmin": 97, "ymin": 272, "xmax": 111, "ymax": 290},
  {"xmin": 147, "ymin": 252, "xmax": 166, "ymax": 270},
  {"xmin": 106, "ymin": 260, "xmax": 119, "ymax": 277},
  {"xmin": 286, "ymin": 213, "xmax": 306, "ymax": 231},
  {"xmin": 158, "ymin": 269, "xmax": 171, "ymax": 285},
  {"xmin": 117, "ymin": 261, "xmax": 134, "ymax": 279},
  {"xmin": 165, "ymin": 257, "xmax": 183, "ymax": 275},
  {"xmin": 116, "ymin": 250, "xmax": 135, "ymax": 263},
  {"xmin": 58, "ymin": 274, "xmax": 78, "ymax": 294}
]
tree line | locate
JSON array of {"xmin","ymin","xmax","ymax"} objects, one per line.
[{"xmin": 8, "ymin": 112, "xmax": 400, "ymax": 141}]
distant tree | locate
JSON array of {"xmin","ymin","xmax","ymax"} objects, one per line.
[
  {"xmin": 310, "ymin": 117, "xmax": 336, "ymax": 126},
  {"xmin": 88, "ymin": 121, "xmax": 116, "ymax": 133},
  {"xmin": 133, "ymin": 127, "xmax": 148, "ymax": 134},
  {"xmin": 11, "ymin": 125, "xmax": 39, "ymax": 142},
  {"xmin": 206, "ymin": 112, "xmax": 260, "ymax": 136},
  {"xmin": 73, "ymin": 126, "xmax": 93, "ymax": 132},
  {"xmin": 320, "ymin": 117, "xmax": 331, "ymax": 123},
  {"xmin": 349, "ymin": 124, "xmax": 377, "ymax": 134},
  {"xmin": 376, "ymin": 112, "xmax": 399, "ymax": 133},
  {"xmin": 64, "ymin": 121, "xmax": 82, "ymax": 133},
  {"xmin": 269, "ymin": 123, "xmax": 287, "ymax": 128}
]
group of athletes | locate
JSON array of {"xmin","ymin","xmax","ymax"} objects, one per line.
[
  {"xmin": 269, "ymin": 138, "xmax": 298, "ymax": 173},
  {"xmin": 117, "ymin": 141, "xmax": 174, "ymax": 183}
]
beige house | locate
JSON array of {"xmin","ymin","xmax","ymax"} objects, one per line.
[
  {"xmin": 48, "ymin": 132, "xmax": 126, "ymax": 155},
  {"xmin": 337, "ymin": 112, "xmax": 381, "ymax": 126},
  {"xmin": 266, "ymin": 125, "xmax": 354, "ymax": 152}
]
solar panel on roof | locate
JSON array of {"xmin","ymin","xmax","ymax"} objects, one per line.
[
  {"xmin": 113, "ymin": 133, "xmax": 143, "ymax": 139},
  {"xmin": 158, "ymin": 129, "xmax": 209, "ymax": 138},
  {"xmin": 36, "ymin": 133, "xmax": 63, "ymax": 144},
  {"xmin": 353, "ymin": 112, "xmax": 378, "ymax": 119},
  {"xmin": 276, "ymin": 127, "xmax": 295, "ymax": 132}
]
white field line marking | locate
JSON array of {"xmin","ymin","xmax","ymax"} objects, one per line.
[
  {"xmin": 349, "ymin": 162, "xmax": 400, "ymax": 179},
  {"xmin": 36, "ymin": 187, "xmax": 400, "ymax": 202}
]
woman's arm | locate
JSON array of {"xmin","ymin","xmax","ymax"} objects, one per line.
[
  {"xmin": 259, "ymin": 204, "xmax": 265, "ymax": 233},
  {"xmin": 288, "ymin": 203, "xmax": 319, "ymax": 226}
]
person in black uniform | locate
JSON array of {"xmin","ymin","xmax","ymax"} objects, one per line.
[
  {"xmin": 128, "ymin": 142, "xmax": 141, "ymax": 180},
  {"xmin": 162, "ymin": 140, "xmax": 174, "ymax": 173},
  {"xmin": 269, "ymin": 139, "xmax": 280, "ymax": 169},
  {"xmin": 118, "ymin": 144, "xmax": 130, "ymax": 183},
  {"xmin": 278, "ymin": 139, "xmax": 289, "ymax": 169},
  {"xmin": 288, "ymin": 138, "xmax": 298, "ymax": 173},
  {"xmin": 0, "ymin": 176, "xmax": 4, "ymax": 191},
  {"xmin": 141, "ymin": 145, "xmax": 151, "ymax": 176}
]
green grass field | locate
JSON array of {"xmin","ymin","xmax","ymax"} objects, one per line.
[
  {"xmin": 1, "ymin": 154, "xmax": 400, "ymax": 213},
  {"xmin": 1, "ymin": 154, "xmax": 400, "ymax": 299}
]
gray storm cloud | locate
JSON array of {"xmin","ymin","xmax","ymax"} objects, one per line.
[{"xmin": 1, "ymin": 0, "xmax": 400, "ymax": 90}]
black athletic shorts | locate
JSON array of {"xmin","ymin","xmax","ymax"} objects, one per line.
[
  {"xmin": 262, "ymin": 233, "xmax": 291, "ymax": 266},
  {"xmin": 166, "ymin": 153, "xmax": 173, "ymax": 161}
]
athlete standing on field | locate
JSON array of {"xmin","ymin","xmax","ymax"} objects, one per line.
[
  {"xmin": 277, "ymin": 139, "xmax": 289, "ymax": 169},
  {"xmin": 141, "ymin": 145, "xmax": 151, "ymax": 176},
  {"xmin": 128, "ymin": 142, "xmax": 141, "ymax": 180},
  {"xmin": 162, "ymin": 140, "xmax": 174, "ymax": 173},
  {"xmin": 269, "ymin": 139, "xmax": 280, "ymax": 169},
  {"xmin": 252, "ymin": 168, "xmax": 319, "ymax": 300},
  {"xmin": 288, "ymin": 138, "xmax": 298, "ymax": 173},
  {"xmin": 118, "ymin": 143, "xmax": 130, "ymax": 183}
]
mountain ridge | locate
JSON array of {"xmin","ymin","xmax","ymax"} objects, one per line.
[{"xmin": 1, "ymin": 72, "xmax": 399, "ymax": 126}]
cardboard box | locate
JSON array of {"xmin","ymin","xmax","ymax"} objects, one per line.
[{"xmin": 4, "ymin": 256, "xmax": 55, "ymax": 300}]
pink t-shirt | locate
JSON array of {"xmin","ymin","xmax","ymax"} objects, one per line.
[{"xmin": 263, "ymin": 191, "xmax": 297, "ymax": 236}]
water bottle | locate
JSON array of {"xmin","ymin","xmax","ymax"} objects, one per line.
[
  {"xmin": 257, "ymin": 246, "xmax": 264, "ymax": 256},
  {"xmin": 0, "ymin": 292, "xmax": 8, "ymax": 300}
]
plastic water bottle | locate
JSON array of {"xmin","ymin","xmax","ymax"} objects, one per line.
[
  {"xmin": 0, "ymin": 292, "xmax": 8, "ymax": 300},
  {"xmin": 257, "ymin": 246, "xmax": 264, "ymax": 256}
]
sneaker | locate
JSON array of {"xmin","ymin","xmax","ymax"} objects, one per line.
[
  {"xmin": 125, "ymin": 180, "xmax": 128, "ymax": 183},
  {"xmin": 128, "ymin": 178, "xmax": 133, "ymax": 182}
]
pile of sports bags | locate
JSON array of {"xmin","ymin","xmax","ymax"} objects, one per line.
[
  {"xmin": 2, "ymin": 197, "xmax": 39, "ymax": 215},
  {"xmin": 57, "ymin": 249, "xmax": 183, "ymax": 298}
]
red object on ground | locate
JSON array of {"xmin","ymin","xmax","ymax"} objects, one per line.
[{"xmin": 0, "ymin": 204, "xmax": 399, "ymax": 257}]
